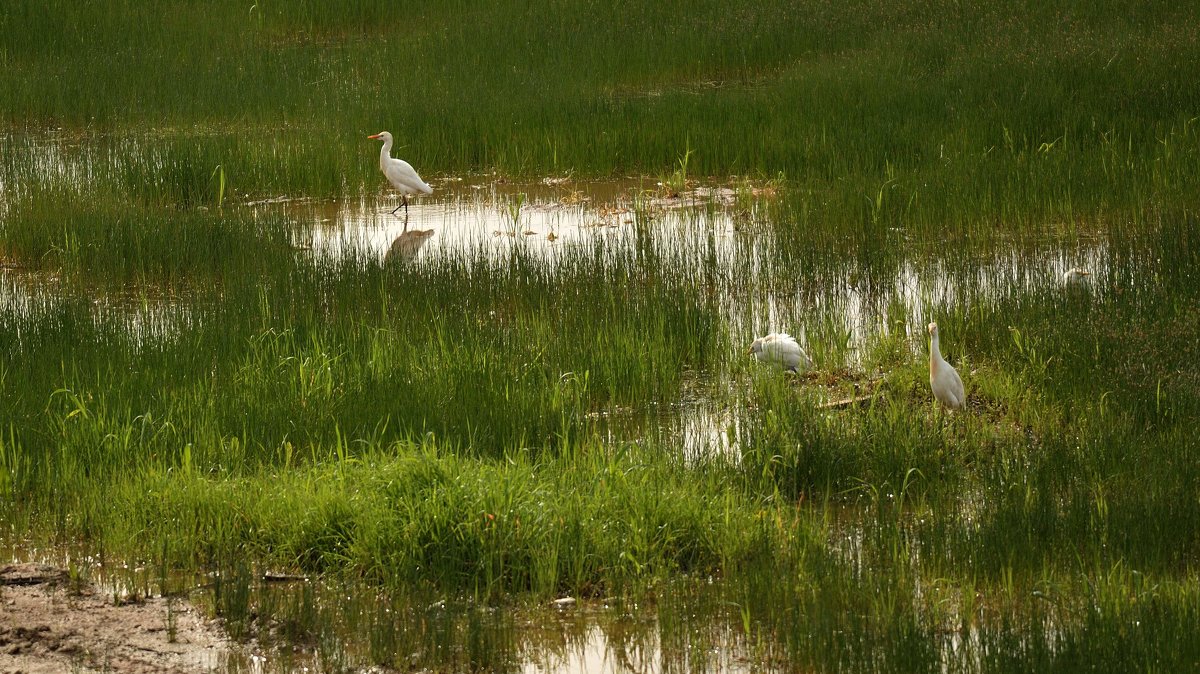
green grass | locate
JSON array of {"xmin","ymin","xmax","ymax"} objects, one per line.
[
  {"xmin": 3, "ymin": 1, "xmax": 1199, "ymax": 205},
  {"xmin": 2, "ymin": 1, "xmax": 1200, "ymax": 671}
]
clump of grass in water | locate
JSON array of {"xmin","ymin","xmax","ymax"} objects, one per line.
[
  {"xmin": 503, "ymin": 191, "xmax": 526, "ymax": 236},
  {"xmin": 209, "ymin": 163, "xmax": 225, "ymax": 211},
  {"xmin": 83, "ymin": 437, "xmax": 813, "ymax": 597},
  {"xmin": 657, "ymin": 144, "xmax": 693, "ymax": 198}
]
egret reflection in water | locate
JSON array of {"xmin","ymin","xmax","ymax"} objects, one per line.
[{"xmin": 385, "ymin": 229, "xmax": 435, "ymax": 263}]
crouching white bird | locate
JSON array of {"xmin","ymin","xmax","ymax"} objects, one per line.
[
  {"xmin": 748, "ymin": 332, "xmax": 813, "ymax": 373},
  {"xmin": 927, "ymin": 322, "xmax": 965, "ymax": 410},
  {"xmin": 368, "ymin": 131, "xmax": 433, "ymax": 220}
]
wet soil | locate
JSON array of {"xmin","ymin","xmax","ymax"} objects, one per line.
[{"xmin": 0, "ymin": 563, "xmax": 228, "ymax": 673}]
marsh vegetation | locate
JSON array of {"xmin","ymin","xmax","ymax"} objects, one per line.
[{"xmin": 2, "ymin": 1, "xmax": 1200, "ymax": 671}]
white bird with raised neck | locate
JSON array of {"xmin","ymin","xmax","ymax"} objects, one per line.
[
  {"xmin": 927, "ymin": 322, "xmax": 965, "ymax": 410},
  {"xmin": 368, "ymin": 131, "xmax": 432, "ymax": 220},
  {"xmin": 748, "ymin": 332, "xmax": 813, "ymax": 373}
]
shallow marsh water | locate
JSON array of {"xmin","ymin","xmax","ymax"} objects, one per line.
[
  {"xmin": 2, "ymin": 158, "xmax": 1195, "ymax": 673},
  {"xmin": 229, "ymin": 180, "xmax": 1111, "ymax": 463},
  {"xmin": 4, "ymin": 1, "xmax": 1200, "ymax": 669},
  {"xmin": 271, "ymin": 179, "xmax": 1111, "ymax": 361},
  {"xmin": 0, "ymin": 170, "xmax": 1120, "ymax": 477}
]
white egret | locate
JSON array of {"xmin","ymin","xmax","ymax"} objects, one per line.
[
  {"xmin": 927, "ymin": 322, "xmax": 965, "ymax": 410},
  {"xmin": 748, "ymin": 333, "xmax": 813, "ymax": 373},
  {"xmin": 368, "ymin": 131, "xmax": 432, "ymax": 221}
]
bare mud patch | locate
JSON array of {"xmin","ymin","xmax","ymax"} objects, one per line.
[{"xmin": 0, "ymin": 563, "xmax": 228, "ymax": 673}]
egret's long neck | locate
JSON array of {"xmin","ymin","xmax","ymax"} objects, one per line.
[
  {"xmin": 378, "ymin": 137, "xmax": 393, "ymax": 166},
  {"xmin": 930, "ymin": 333, "xmax": 943, "ymax": 365}
]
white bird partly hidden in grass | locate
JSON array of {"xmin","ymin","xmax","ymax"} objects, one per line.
[
  {"xmin": 927, "ymin": 322, "xmax": 965, "ymax": 410},
  {"xmin": 368, "ymin": 131, "xmax": 432, "ymax": 222},
  {"xmin": 748, "ymin": 332, "xmax": 813, "ymax": 373}
]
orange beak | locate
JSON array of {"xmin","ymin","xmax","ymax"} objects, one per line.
[{"xmin": 367, "ymin": 133, "xmax": 381, "ymax": 139}]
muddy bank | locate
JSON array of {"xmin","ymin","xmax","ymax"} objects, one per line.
[{"xmin": 0, "ymin": 563, "xmax": 228, "ymax": 673}]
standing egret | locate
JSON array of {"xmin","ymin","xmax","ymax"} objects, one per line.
[
  {"xmin": 748, "ymin": 333, "xmax": 813, "ymax": 373},
  {"xmin": 927, "ymin": 322, "xmax": 965, "ymax": 410},
  {"xmin": 368, "ymin": 131, "xmax": 432, "ymax": 222}
]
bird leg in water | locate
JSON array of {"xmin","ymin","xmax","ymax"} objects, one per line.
[
  {"xmin": 398, "ymin": 197, "xmax": 412, "ymax": 232},
  {"xmin": 389, "ymin": 195, "xmax": 410, "ymax": 217}
]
